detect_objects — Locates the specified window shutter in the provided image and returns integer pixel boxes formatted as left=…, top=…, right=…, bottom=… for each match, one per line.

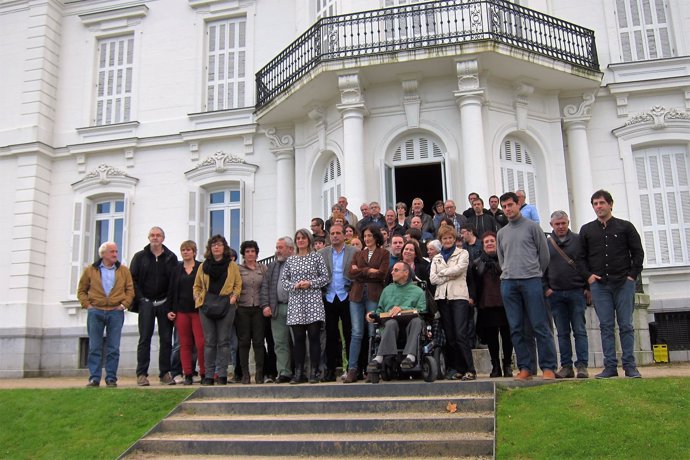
left=206, top=17, right=247, bottom=111
left=634, top=147, right=690, bottom=266
left=500, top=138, right=538, bottom=206
left=615, top=0, right=674, bottom=62
left=95, top=36, right=133, bottom=125
left=69, top=201, right=84, bottom=297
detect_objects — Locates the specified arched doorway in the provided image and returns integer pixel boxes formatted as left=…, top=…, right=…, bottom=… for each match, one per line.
left=383, top=135, right=447, bottom=213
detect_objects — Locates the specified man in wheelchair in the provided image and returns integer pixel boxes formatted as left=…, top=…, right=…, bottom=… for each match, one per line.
left=366, top=262, right=427, bottom=374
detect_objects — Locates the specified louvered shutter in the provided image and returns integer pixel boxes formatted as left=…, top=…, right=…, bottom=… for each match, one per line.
left=95, top=36, right=134, bottom=125
left=500, top=139, right=537, bottom=206
left=206, top=17, right=247, bottom=111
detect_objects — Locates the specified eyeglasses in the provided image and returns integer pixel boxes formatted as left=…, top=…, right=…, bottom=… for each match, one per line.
left=211, top=242, right=224, bottom=247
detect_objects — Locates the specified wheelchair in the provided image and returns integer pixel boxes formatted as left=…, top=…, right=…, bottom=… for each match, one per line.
left=367, top=311, right=445, bottom=384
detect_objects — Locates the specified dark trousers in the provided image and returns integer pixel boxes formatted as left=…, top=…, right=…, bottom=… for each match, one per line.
left=324, top=296, right=351, bottom=372
left=484, top=324, right=513, bottom=366
left=263, top=315, right=277, bottom=378
left=292, top=322, right=322, bottom=375
left=438, top=299, right=475, bottom=374
left=136, top=299, right=173, bottom=378
left=236, top=306, right=265, bottom=376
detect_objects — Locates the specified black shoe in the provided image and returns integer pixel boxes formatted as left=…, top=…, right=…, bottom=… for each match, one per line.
left=624, top=366, right=642, bottom=379
left=183, top=375, right=193, bottom=385
left=241, top=374, right=251, bottom=384
left=595, top=367, right=619, bottom=379
left=290, top=374, right=308, bottom=385
left=503, top=363, right=513, bottom=378
left=490, top=364, right=502, bottom=378
left=86, top=379, right=100, bottom=387
left=217, top=376, right=228, bottom=385
left=255, top=373, right=264, bottom=384
left=276, top=375, right=292, bottom=384
left=309, top=371, right=319, bottom=384
left=321, top=370, right=336, bottom=382
left=201, top=377, right=215, bottom=386
left=105, top=379, right=117, bottom=388
left=400, top=357, right=415, bottom=369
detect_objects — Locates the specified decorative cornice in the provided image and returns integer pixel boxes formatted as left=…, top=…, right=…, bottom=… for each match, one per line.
left=624, top=106, right=690, bottom=129
left=563, top=92, right=595, bottom=119
left=195, top=151, right=247, bottom=172
left=78, top=4, right=148, bottom=30
left=264, top=128, right=294, bottom=151
left=71, top=163, right=138, bottom=192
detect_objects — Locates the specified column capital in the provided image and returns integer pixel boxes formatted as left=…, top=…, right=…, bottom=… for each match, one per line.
left=264, top=127, right=294, bottom=154
left=337, top=72, right=366, bottom=106
left=562, top=92, right=596, bottom=124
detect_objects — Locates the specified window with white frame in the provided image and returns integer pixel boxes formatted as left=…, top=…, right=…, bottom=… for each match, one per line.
left=69, top=194, right=129, bottom=297
left=95, top=35, right=134, bottom=125
left=615, top=0, right=673, bottom=62
left=316, top=0, right=338, bottom=19
left=634, top=145, right=690, bottom=266
left=206, top=17, right=247, bottom=111
left=500, top=138, right=538, bottom=206
left=322, top=156, right=342, bottom=219
left=208, top=189, right=242, bottom=251
left=94, top=198, right=125, bottom=262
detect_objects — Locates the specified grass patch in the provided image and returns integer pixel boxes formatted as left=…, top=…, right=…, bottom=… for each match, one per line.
left=496, top=378, right=690, bottom=459
left=0, top=388, right=193, bottom=459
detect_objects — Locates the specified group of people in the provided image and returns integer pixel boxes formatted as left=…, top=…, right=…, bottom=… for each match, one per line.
left=76, top=188, right=644, bottom=387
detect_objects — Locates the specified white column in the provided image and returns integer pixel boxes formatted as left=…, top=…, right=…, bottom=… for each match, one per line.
left=266, top=128, right=296, bottom=238
left=337, top=72, right=367, bottom=208
left=454, top=59, right=489, bottom=199
left=562, top=93, right=596, bottom=229
left=274, top=150, right=295, bottom=237
left=564, top=120, right=594, bottom=229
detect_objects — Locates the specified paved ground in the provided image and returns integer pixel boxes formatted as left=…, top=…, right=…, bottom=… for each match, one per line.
left=1, top=363, right=688, bottom=389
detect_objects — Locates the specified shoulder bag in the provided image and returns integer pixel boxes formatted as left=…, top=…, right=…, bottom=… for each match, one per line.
left=201, top=292, right=230, bottom=319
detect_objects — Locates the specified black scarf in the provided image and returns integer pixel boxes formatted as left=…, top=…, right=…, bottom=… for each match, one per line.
left=203, top=256, right=230, bottom=294
left=476, top=251, right=501, bottom=277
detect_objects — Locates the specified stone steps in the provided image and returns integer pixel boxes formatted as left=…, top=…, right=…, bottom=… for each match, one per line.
left=121, top=380, right=496, bottom=458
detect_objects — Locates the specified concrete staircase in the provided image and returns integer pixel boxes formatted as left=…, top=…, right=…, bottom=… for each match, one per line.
left=122, top=380, right=496, bottom=459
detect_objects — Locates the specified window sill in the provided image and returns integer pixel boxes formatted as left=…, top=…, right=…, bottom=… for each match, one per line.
left=61, top=300, right=82, bottom=316
left=75, top=121, right=140, bottom=141
left=187, top=107, right=254, bottom=130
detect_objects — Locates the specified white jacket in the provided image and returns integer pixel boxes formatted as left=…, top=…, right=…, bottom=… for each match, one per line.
left=429, top=248, right=469, bottom=301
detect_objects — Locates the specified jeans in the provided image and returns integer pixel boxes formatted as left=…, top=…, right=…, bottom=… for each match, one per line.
left=136, top=298, right=174, bottom=378
left=501, top=278, right=557, bottom=372
left=87, top=308, right=125, bottom=383
left=271, top=303, right=293, bottom=377
left=591, top=279, right=636, bottom=369
left=349, top=296, right=377, bottom=371
left=324, top=296, right=351, bottom=372
left=548, top=289, right=588, bottom=367
left=199, top=305, right=236, bottom=379
left=437, top=299, right=475, bottom=374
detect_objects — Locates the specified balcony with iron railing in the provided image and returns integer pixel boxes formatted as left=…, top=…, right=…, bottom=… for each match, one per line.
left=255, top=0, right=600, bottom=116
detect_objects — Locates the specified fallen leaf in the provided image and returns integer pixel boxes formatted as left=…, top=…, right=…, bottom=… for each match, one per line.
left=446, top=401, right=457, bottom=413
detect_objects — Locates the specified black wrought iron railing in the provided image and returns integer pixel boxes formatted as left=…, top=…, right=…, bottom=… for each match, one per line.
left=255, top=0, right=599, bottom=109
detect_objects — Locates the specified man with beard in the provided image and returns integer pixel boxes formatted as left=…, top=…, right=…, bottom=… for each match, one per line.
left=259, top=236, right=296, bottom=383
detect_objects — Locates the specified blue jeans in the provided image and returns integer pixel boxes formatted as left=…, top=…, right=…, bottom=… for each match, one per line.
left=87, top=308, right=125, bottom=382
left=548, top=289, right=588, bottom=367
left=591, top=279, right=636, bottom=369
left=349, top=296, right=377, bottom=371
left=501, top=278, right=557, bottom=372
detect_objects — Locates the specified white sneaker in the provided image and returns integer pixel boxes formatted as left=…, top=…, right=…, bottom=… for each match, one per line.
left=173, top=374, right=184, bottom=384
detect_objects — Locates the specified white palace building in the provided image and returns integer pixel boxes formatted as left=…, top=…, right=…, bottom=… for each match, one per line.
left=1, top=0, right=689, bottom=377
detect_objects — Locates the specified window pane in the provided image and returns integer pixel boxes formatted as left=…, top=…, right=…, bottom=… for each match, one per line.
left=230, top=190, right=240, bottom=202
left=230, top=208, right=240, bottom=250
left=97, top=202, right=110, bottom=214
left=95, top=219, right=109, bottom=259
left=210, top=191, right=225, bottom=204
left=210, top=210, right=225, bottom=237
left=115, top=200, right=125, bottom=213
left=114, top=218, right=124, bottom=251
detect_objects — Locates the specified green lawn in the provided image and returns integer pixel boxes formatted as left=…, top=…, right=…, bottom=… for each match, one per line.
left=497, top=378, right=690, bottom=459
left=0, top=388, right=193, bottom=460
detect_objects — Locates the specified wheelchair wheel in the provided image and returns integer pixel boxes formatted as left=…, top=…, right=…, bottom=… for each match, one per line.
left=433, top=347, right=447, bottom=380
left=421, top=356, right=438, bottom=383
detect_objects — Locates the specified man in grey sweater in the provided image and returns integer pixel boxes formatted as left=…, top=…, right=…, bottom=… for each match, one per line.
left=497, top=192, right=557, bottom=380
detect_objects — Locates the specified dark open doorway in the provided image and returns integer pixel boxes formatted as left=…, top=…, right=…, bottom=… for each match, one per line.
left=394, top=163, right=444, bottom=215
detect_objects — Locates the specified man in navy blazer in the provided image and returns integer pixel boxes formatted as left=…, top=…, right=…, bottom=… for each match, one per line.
left=318, top=223, right=358, bottom=382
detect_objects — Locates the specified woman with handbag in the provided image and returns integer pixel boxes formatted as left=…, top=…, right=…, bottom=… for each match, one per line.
left=347, top=225, right=390, bottom=383
left=430, top=226, right=476, bottom=381
left=237, top=240, right=268, bottom=384
left=280, top=229, right=330, bottom=384
left=193, top=235, right=242, bottom=386
left=167, top=240, right=203, bottom=385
